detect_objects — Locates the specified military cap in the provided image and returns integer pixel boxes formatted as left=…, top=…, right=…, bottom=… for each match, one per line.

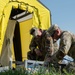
left=30, top=27, right=38, bottom=36
left=48, top=24, right=59, bottom=36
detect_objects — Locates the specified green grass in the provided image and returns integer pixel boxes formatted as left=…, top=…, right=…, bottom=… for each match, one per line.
left=0, top=67, right=75, bottom=75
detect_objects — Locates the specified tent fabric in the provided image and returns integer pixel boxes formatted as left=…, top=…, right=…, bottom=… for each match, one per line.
left=0, top=20, right=16, bottom=66
left=0, top=0, right=51, bottom=64
left=0, top=0, right=51, bottom=53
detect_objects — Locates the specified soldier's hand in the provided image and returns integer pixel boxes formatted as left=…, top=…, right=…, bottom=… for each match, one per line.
left=35, top=49, right=42, bottom=56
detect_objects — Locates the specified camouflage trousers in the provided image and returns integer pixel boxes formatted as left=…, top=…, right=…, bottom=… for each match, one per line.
left=27, top=51, right=45, bottom=61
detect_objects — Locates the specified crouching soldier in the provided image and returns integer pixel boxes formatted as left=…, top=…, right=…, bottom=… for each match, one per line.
left=27, top=27, right=58, bottom=61
left=46, top=24, right=75, bottom=72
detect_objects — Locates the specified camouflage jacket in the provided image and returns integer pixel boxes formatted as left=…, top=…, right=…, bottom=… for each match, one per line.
left=29, top=30, right=58, bottom=57
left=52, top=31, right=75, bottom=62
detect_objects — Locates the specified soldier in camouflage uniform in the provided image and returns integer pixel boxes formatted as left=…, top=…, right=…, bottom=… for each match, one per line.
left=46, top=24, right=75, bottom=72
left=27, top=27, right=58, bottom=61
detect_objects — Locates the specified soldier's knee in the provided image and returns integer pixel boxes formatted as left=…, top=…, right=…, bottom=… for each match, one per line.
left=27, top=51, right=36, bottom=60
left=27, top=51, right=32, bottom=59
left=27, top=51, right=31, bottom=55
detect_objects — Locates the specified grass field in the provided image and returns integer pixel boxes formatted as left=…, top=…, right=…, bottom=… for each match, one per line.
left=0, top=67, right=75, bottom=75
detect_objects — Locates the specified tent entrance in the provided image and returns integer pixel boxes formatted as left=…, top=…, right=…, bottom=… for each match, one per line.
left=10, top=8, right=31, bottom=61
left=10, top=8, right=30, bottom=61
left=13, top=21, right=22, bottom=61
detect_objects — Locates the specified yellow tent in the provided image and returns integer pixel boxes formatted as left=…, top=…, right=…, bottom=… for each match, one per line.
left=0, top=0, right=51, bottom=66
